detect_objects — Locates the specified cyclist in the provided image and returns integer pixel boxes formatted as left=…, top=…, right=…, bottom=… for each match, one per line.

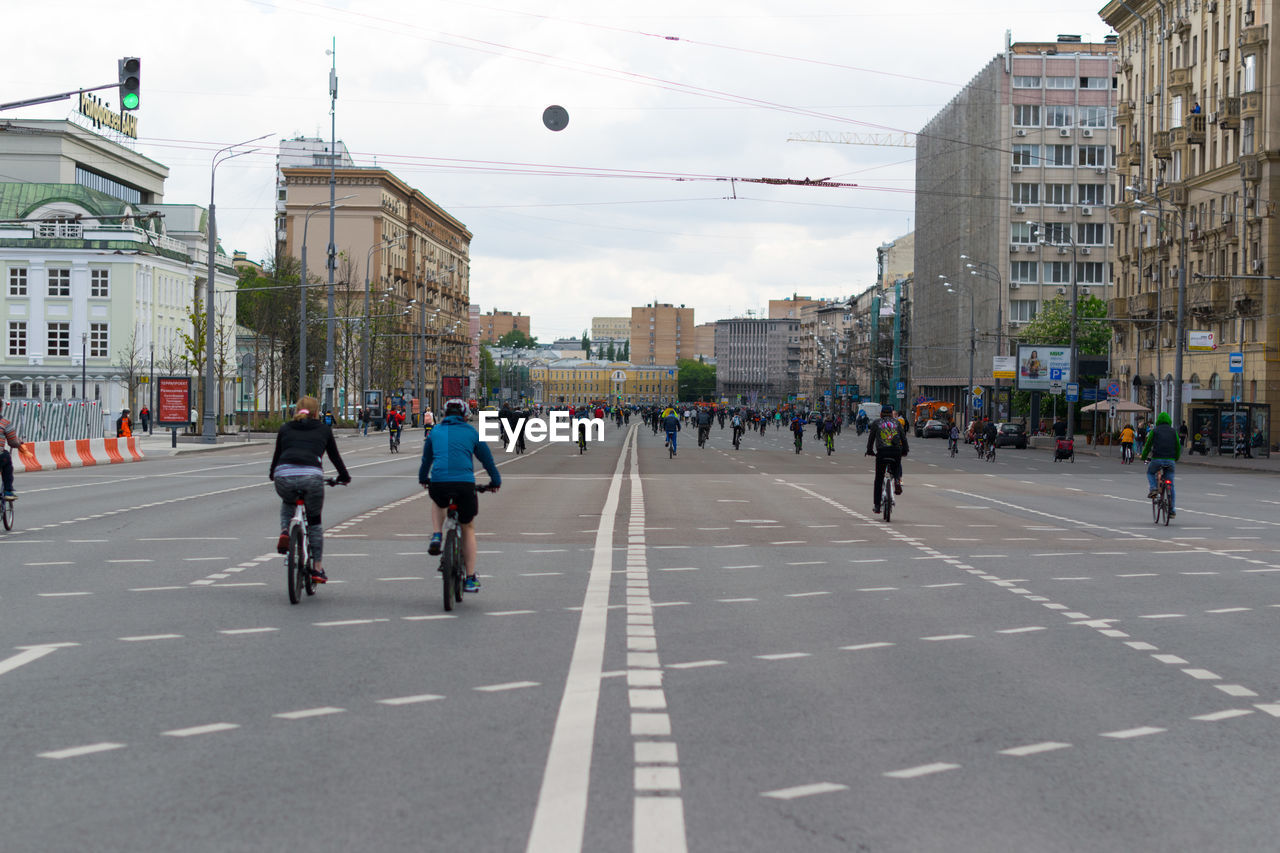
left=500, top=403, right=526, bottom=453
left=982, top=418, right=998, bottom=455
left=696, top=407, right=712, bottom=446
left=269, top=395, right=352, bottom=584
left=662, top=406, right=681, bottom=455
left=790, top=412, right=806, bottom=450
left=1119, top=423, right=1136, bottom=462
left=386, top=406, right=405, bottom=449
left=948, top=422, right=960, bottom=455
left=730, top=411, right=744, bottom=446
left=822, top=413, right=837, bottom=450
left=422, top=408, right=434, bottom=439
left=420, top=399, right=502, bottom=593
left=865, top=404, right=908, bottom=514
left=1141, top=411, right=1181, bottom=519
left=0, top=412, right=25, bottom=501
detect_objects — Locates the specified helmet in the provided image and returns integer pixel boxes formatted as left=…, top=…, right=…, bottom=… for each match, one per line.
left=445, top=398, right=468, bottom=417
left=880, top=404, right=893, bottom=415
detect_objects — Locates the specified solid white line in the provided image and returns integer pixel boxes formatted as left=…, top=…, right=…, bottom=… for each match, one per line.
left=884, top=763, right=959, bottom=779
left=760, top=782, right=849, bottom=800
left=999, top=741, right=1072, bottom=757
left=39, top=742, right=126, bottom=759
left=163, top=722, right=240, bottom=737
left=274, top=707, right=345, bottom=720
left=526, top=426, right=631, bottom=853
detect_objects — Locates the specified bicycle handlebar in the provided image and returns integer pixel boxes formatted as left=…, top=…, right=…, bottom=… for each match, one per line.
left=324, top=478, right=348, bottom=487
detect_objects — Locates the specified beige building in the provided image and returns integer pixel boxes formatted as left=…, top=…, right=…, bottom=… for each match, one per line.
left=693, top=322, right=717, bottom=360
left=591, top=316, right=631, bottom=341
left=529, top=360, right=678, bottom=406
left=478, top=309, right=531, bottom=344
left=280, top=167, right=471, bottom=410
left=630, top=303, right=694, bottom=365
left=769, top=295, right=825, bottom=320
left=1103, top=0, right=1278, bottom=446
left=877, top=232, right=915, bottom=289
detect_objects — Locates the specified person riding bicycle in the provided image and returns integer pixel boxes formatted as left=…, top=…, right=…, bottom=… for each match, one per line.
left=866, top=404, right=908, bottom=514
left=790, top=413, right=806, bottom=449
left=1119, top=423, right=1136, bottom=461
left=662, top=407, right=681, bottom=455
left=420, top=399, right=502, bottom=593
left=1141, top=411, right=1181, bottom=519
left=696, top=407, right=712, bottom=445
left=730, top=411, right=744, bottom=443
left=269, top=395, right=352, bottom=584
left=982, top=418, right=998, bottom=452
left=0, top=413, right=26, bottom=501
left=948, top=423, right=960, bottom=454
left=822, top=414, right=837, bottom=441
left=386, top=406, right=405, bottom=447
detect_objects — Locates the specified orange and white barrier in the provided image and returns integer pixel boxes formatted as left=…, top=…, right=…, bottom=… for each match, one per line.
left=13, top=437, right=144, bottom=473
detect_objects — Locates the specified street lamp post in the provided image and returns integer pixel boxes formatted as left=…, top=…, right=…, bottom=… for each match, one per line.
left=203, top=132, right=271, bottom=443
left=361, top=236, right=406, bottom=401
left=148, top=341, right=154, bottom=435
left=964, top=257, right=1004, bottom=418
left=941, top=274, right=975, bottom=430
left=1131, top=186, right=1189, bottom=433
left=299, top=195, right=354, bottom=399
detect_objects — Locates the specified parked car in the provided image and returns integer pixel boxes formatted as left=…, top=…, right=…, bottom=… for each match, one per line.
left=994, top=422, right=1028, bottom=449
left=921, top=419, right=950, bottom=438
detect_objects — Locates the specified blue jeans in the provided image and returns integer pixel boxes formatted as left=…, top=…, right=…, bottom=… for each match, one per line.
left=1146, top=459, right=1176, bottom=512
left=665, top=429, right=678, bottom=453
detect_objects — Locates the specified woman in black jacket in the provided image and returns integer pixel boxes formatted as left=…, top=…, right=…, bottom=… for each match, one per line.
left=269, top=396, right=351, bottom=583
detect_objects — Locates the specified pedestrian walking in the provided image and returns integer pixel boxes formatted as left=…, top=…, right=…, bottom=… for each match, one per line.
left=189, top=407, right=198, bottom=434
left=139, top=406, right=151, bottom=432
left=116, top=408, right=133, bottom=438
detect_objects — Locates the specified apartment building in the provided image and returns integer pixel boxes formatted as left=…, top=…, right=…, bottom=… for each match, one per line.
left=478, top=309, right=531, bottom=344
left=529, top=360, right=678, bottom=406
left=1103, top=0, right=1277, bottom=447
left=591, top=316, right=630, bottom=341
left=714, top=318, right=800, bottom=405
left=914, top=35, right=1118, bottom=415
left=630, top=303, right=694, bottom=365
left=693, top=322, right=717, bottom=361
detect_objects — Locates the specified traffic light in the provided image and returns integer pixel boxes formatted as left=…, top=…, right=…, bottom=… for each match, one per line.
left=118, top=57, right=141, bottom=111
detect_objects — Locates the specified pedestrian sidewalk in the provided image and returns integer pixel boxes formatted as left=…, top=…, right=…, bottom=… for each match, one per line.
left=1066, top=439, right=1280, bottom=474
left=131, top=427, right=372, bottom=456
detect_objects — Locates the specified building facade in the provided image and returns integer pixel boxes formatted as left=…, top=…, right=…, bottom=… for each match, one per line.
left=529, top=360, right=678, bottom=406
left=630, top=302, right=694, bottom=365
left=714, top=317, right=800, bottom=405
left=914, top=36, right=1118, bottom=416
left=478, top=309, right=531, bottom=344
left=591, top=316, right=630, bottom=341
left=1103, top=0, right=1278, bottom=445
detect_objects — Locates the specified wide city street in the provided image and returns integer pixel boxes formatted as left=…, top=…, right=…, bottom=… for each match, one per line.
left=3, top=424, right=1279, bottom=851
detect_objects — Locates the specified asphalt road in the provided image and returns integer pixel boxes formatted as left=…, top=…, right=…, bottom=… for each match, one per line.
left=2, top=421, right=1279, bottom=852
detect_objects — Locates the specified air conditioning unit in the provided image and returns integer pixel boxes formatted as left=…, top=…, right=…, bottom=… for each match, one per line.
left=1143, top=340, right=1155, bottom=349
left=1162, top=337, right=1173, bottom=347
left=1015, top=129, right=1028, bottom=137
left=1010, top=244, right=1020, bottom=253
left=1095, top=167, right=1107, bottom=175
left=1253, top=259, right=1264, bottom=272
left=1246, top=9, right=1255, bottom=25
left=1012, top=165, right=1024, bottom=173
left=1081, top=207, right=1094, bottom=216
left=1014, top=205, right=1026, bottom=213
left=1058, top=246, right=1069, bottom=255
left=1059, top=128, right=1071, bottom=137
left=1057, top=287, right=1067, bottom=295
left=1010, top=281, right=1021, bottom=289
left=1081, top=247, right=1092, bottom=255
left=1219, top=48, right=1230, bottom=62
left=1083, top=128, right=1094, bottom=138
left=1207, top=0, right=1218, bottom=11
left=1057, top=205, right=1069, bottom=213
left=1025, top=244, right=1038, bottom=252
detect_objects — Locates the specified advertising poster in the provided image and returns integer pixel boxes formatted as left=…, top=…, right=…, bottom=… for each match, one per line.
left=155, top=376, right=191, bottom=426
left=992, top=356, right=1017, bottom=380
left=1016, top=346, right=1072, bottom=391
left=1187, top=330, right=1217, bottom=351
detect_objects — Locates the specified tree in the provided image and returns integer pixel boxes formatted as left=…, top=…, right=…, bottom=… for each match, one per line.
left=605, top=341, right=617, bottom=361
left=114, top=326, right=145, bottom=411
left=677, top=358, right=716, bottom=401
left=581, top=330, right=591, bottom=356
left=497, top=329, right=537, bottom=349
left=620, top=340, right=629, bottom=361
left=479, top=344, right=499, bottom=399
left=1016, top=295, right=1110, bottom=354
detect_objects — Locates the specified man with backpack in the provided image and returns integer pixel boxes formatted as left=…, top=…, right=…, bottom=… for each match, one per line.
left=865, top=404, right=909, bottom=515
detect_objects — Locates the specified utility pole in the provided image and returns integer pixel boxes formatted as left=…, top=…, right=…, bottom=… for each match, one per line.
left=323, top=38, right=339, bottom=413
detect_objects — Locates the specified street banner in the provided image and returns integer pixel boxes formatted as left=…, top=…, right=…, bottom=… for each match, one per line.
left=1016, top=345, right=1072, bottom=391
left=155, top=377, right=191, bottom=426
left=1187, top=330, right=1217, bottom=351
left=992, top=356, right=1016, bottom=379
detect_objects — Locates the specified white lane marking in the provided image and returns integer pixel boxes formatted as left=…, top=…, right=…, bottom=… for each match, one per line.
left=378, top=694, right=444, bottom=706
left=921, top=634, right=972, bottom=641
left=841, top=642, right=894, bottom=651
left=786, top=561, right=827, bottom=566
left=716, top=598, right=758, bottom=603
left=25, top=562, right=74, bottom=566
left=786, top=591, right=831, bottom=598
left=219, top=627, right=279, bottom=635
left=761, top=782, right=849, bottom=800
left=163, top=723, right=240, bottom=737
left=527, top=426, right=631, bottom=853
left=39, top=742, right=126, bottom=759
left=274, top=707, right=346, bottom=720
left=312, top=618, right=391, bottom=627
left=487, top=610, right=537, bottom=616
left=1207, top=607, right=1251, bottom=614
left=635, top=742, right=679, bottom=764
left=850, top=559, right=887, bottom=564
left=1125, top=642, right=1159, bottom=650
left=923, top=582, right=964, bottom=588
left=667, top=660, right=726, bottom=669
left=857, top=586, right=898, bottom=591
left=635, top=766, right=680, bottom=790
left=1100, top=726, right=1165, bottom=739
left=996, top=627, right=1046, bottom=634
left=1152, top=654, right=1188, bottom=664
left=1216, top=684, right=1258, bottom=697
left=106, top=559, right=153, bottom=564
left=1182, top=669, right=1221, bottom=680
left=770, top=540, right=805, bottom=545
left=999, top=741, right=1072, bottom=757
left=118, top=634, right=182, bottom=642
left=884, top=763, right=959, bottom=779
left=1192, top=709, right=1253, bottom=722
left=1139, top=614, right=1185, bottom=619
left=37, top=592, right=93, bottom=597
left=631, top=713, right=671, bottom=736
left=521, top=572, right=564, bottom=577
left=402, top=615, right=457, bottom=621
left=722, top=565, right=760, bottom=569
left=0, top=645, right=62, bottom=677
left=755, top=653, right=811, bottom=661
left=377, top=577, right=425, bottom=582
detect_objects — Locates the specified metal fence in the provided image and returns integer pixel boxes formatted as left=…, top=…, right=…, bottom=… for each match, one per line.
left=1, top=399, right=104, bottom=441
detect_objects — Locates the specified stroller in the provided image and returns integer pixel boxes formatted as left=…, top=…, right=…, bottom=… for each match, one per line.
left=1054, top=438, right=1074, bottom=463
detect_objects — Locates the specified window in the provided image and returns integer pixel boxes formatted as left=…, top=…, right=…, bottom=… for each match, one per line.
left=1013, top=75, right=1041, bottom=88
left=1077, top=184, right=1106, bottom=206
left=47, top=322, right=70, bottom=357
left=1080, top=76, right=1109, bottom=89
left=1045, top=261, right=1072, bottom=283
left=1076, top=262, right=1105, bottom=284
left=8, top=322, right=26, bottom=357
left=1243, top=117, right=1255, bottom=154
left=47, top=268, right=70, bottom=297
left=1010, top=261, right=1039, bottom=283
left=1044, top=145, right=1073, bottom=166
left=1078, top=223, right=1107, bottom=245
left=8, top=382, right=25, bottom=398
left=1078, top=145, right=1108, bottom=167
left=1009, top=300, right=1038, bottom=323
left=1244, top=54, right=1257, bottom=92
left=1046, top=76, right=1075, bottom=89
left=1045, top=106, right=1074, bottom=127
left=90, top=268, right=109, bottom=298
left=1012, top=144, right=1040, bottom=166
left=1013, top=104, right=1041, bottom=126
left=1079, top=106, right=1111, bottom=127
left=89, top=323, right=108, bottom=358
left=1171, top=95, right=1183, bottom=128
left=1011, top=222, right=1036, bottom=243
left=1012, top=183, right=1040, bottom=204
left=8, top=267, right=27, bottom=296
left=1041, top=222, right=1071, bottom=244
left=1045, top=183, right=1073, bottom=205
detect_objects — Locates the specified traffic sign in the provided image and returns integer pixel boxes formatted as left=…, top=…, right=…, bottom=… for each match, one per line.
left=1049, top=380, right=1064, bottom=395
left=972, top=397, right=983, bottom=409
left=1066, top=382, right=1079, bottom=402
left=896, top=389, right=905, bottom=399
left=1083, top=388, right=1098, bottom=401
left=1049, top=368, right=1063, bottom=382
left=972, top=385, right=984, bottom=398
left=1229, top=352, right=1244, bottom=373
left=896, top=381, right=905, bottom=392
left=1107, top=381, right=1120, bottom=397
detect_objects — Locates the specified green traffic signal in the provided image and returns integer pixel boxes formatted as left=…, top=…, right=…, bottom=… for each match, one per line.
left=118, top=57, right=141, bottom=111
left=122, top=91, right=139, bottom=110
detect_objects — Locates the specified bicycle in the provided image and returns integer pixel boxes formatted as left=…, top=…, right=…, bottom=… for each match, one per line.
left=698, top=426, right=709, bottom=449
left=825, top=432, right=835, bottom=455
left=439, top=483, right=494, bottom=611
left=794, top=432, right=803, bottom=454
left=1120, top=443, right=1134, bottom=464
left=577, top=431, right=587, bottom=454
left=284, top=478, right=344, bottom=605
left=389, top=426, right=401, bottom=454
left=949, top=438, right=958, bottom=458
left=986, top=442, right=996, bottom=463
left=1, top=493, right=14, bottom=531
left=1151, top=464, right=1173, bottom=526
left=973, top=438, right=985, bottom=458
left=881, top=461, right=897, bottom=523
left=666, top=431, right=677, bottom=458
left=732, top=427, right=742, bottom=450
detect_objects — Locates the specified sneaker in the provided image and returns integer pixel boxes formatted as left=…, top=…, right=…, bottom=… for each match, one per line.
left=872, top=505, right=881, bottom=514
left=276, top=532, right=289, bottom=554
left=310, top=567, right=328, bottom=583
left=464, top=575, right=481, bottom=593
left=894, top=483, right=903, bottom=495
left=1147, top=489, right=1158, bottom=499
left=428, top=533, right=442, bottom=556
left=1168, top=511, right=1176, bottom=518
left=2, top=491, right=15, bottom=501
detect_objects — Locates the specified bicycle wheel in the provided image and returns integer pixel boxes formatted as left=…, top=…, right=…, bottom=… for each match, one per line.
left=287, top=526, right=304, bottom=604
left=1, top=498, right=14, bottom=531
left=882, top=478, right=893, bottom=523
left=441, top=528, right=457, bottom=611
left=449, top=530, right=464, bottom=603
left=304, top=555, right=316, bottom=596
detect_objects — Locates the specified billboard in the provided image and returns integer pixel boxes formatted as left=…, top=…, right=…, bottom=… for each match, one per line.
left=992, top=356, right=1017, bottom=379
left=1016, top=346, right=1073, bottom=391
left=155, top=377, right=191, bottom=426
left=1187, top=330, right=1217, bottom=351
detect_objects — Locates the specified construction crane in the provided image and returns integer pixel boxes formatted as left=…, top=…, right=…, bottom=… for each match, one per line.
left=787, top=131, right=916, bottom=148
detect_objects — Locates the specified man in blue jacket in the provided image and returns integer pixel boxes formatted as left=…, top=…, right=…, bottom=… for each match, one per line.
left=419, top=399, right=502, bottom=592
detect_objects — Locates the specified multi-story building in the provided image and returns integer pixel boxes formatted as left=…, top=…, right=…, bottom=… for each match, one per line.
left=280, top=165, right=471, bottom=412
left=274, top=137, right=355, bottom=253
left=0, top=119, right=238, bottom=425
left=1103, top=0, right=1278, bottom=446
left=477, top=309, right=531, bottom=344
left=769, top=295, right=824, bottom=321
left=529, top=360, right=677, bottom=406
left=914, top=35, right=1118, bottom=418
left=714, top=317, right=800, bottom=405
left=877, top=232, right=915, bottom=290
left=693, top=322, right=717, bottom=361
left=630, top=302, right=694, bottom=365
left=591, top=316, right=630, bottom=341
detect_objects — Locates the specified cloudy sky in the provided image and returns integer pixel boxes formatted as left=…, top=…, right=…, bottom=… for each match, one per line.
left=6, top=1, right=1114, bottom=339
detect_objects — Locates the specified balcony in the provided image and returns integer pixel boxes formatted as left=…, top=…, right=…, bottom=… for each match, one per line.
left=1129, top=292, right=1158, bottom=316
left=1240, top=25, right=1268, bottom=50
left=1110, top=205, right=1131, bottom=225
left=1220, top=96, right=1240, bottom=129
left=1109, top=296, right=1130, bottom=319
left=1153, top=131, right=1172, bottom=159
left=1231, top=278, right=1263, bottom=309
left=1242, top=91, right=1263, bottom=121
left=1188, top=278, right=1231, bottom=316
left=1168, top=66, right=1193, bottom=94
left=1186, top=113, right=1206, bottom=144
left=1166, top=183, right=1189, bottom=207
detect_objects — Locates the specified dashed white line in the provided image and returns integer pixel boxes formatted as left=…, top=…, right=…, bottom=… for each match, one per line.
left=761, top=782, right=849, bottom=800
left=884, top=763, right=959, bottom=779
left=39, top=742, right=126, bottom=760
left=999, top=741, right=1071, bottom=757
